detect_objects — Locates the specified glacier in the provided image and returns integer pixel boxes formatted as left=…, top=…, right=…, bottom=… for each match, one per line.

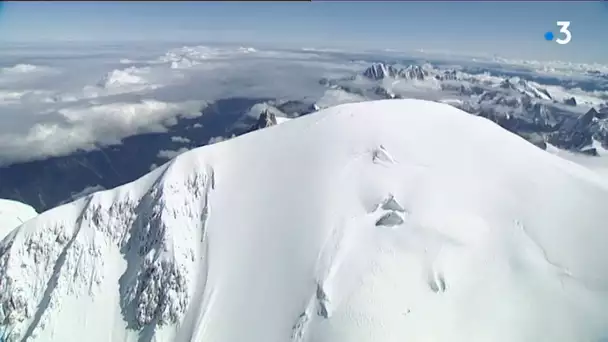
left=1, top=99, right=608, bottom=342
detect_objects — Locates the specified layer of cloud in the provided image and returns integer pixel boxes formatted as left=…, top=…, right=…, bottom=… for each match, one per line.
left=208, top=135, right=228, bottom=145
left=170, top=136, right=191, bottom=144
left=0, top=43, right=360, bottom=165
left=0, top=42, right=607, bottom=166
left=157, top=147, right=190, bottom=160
left=0, top=99, right=204, bottom=164
left=1, top=64, right=49, bottom=74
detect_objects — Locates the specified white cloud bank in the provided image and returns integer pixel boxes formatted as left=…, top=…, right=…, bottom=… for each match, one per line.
left=157, top=147, right=190, bottom=160
left=0, top=99, right=204, bottom=164
left=0, top=42, right=606, bottom=166
left=0, top=43, right=363, bottom=165
left=171, top=136, right=191, bottom=143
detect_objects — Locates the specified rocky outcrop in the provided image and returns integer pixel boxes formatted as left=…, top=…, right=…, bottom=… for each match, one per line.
left=362, top=63, right=400, bottom=80
left=253, top=110, right=278, bottom=129
left=435, top=69, right=460, bottom=81
left=548, top=108, right=604, bottom=152
left=373, top=86, right=396, bottom=99
left=362, top=63, right=428, bottom=81
left=397, top=65, right=428, bottom=80
left=564, top=97, right=577, bottom=106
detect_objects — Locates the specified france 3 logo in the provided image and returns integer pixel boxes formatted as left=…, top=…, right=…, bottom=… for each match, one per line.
left=544, top=21, right=572, bottom=45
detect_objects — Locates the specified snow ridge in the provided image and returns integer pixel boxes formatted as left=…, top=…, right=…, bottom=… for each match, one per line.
left=0, top=160, right=214, bottom=341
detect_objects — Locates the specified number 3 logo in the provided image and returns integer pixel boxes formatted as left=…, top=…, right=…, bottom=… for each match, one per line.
left=556, top=21, right=572, bottom=45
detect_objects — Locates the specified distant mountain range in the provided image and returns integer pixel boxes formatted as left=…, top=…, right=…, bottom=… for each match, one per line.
left=326, top=62, right=608, bottom=155
left=362, top=63, right=430, bottom=81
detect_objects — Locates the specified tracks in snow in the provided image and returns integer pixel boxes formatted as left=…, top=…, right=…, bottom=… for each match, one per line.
left=291, top=145, right=410, bottom=341
left=289, top=144, right=458, bottom=341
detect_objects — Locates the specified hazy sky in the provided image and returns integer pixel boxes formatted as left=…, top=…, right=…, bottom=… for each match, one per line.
left=0, top=1, right=607, bottom=63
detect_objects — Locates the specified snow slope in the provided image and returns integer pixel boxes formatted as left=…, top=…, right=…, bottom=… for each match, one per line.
left=548, top=140, right=608, bottom=179
left=2, top=99, right=608, bottom=342
left=0, top=199, right=37, bottom=241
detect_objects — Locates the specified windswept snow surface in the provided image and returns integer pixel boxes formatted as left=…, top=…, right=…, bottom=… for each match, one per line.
left=548, top=140, right=608, bottom=179
left=0, top=200, right=37, bottom=240
left=2, top=99, right=608, bottom=342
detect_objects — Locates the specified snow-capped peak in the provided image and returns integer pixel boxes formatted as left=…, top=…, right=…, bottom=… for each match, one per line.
left=96, top=67, right=149, bottom=89
left=2, top=99, right=608, bottom=342
left=362, top=63, right=400, bottom=80
left=397, top=64, right=428, bottom=80
left=255, top=110, right=278, bottom=129
left=362, top=63, right=429, bottom=81
left=498, top=78, right=552, bottom=100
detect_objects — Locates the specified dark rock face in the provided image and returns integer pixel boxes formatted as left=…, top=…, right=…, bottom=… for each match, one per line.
left=598, top=106, right=608, bottom=119
left=548, top=131, right=593, bottom=151
left=475, top=101, right=558, bottom=136
left=548, top=108, right=607, bottom=152
left=562, top=108, right=598, bottom=132
left=440, top=83, right=484, bottom=96
left=275, top=100, right=317, bottom=117
left=397, top=65, right=428, bottom=80
left=580, top=148, right=599, bottom=156
left=450, top=90, right=604, bottom=153
left=373, top=86, right=396, bottom=99
left=239, top=109, right=283, bottom=136
left=537, top=87, right=553, bottom=100
left=564, top=97, right=577, bottom=106
left=498, top=79, right=552, bottom=100
left=362, top=63, right=401, bottom=80
left=254, top=110, right=278, bottom=129
left=319, top=78, right=331, bottom=86
left=499, top=79, right=516, bottom=90
left=529, top=103, right=559, bottom=130
left=362, top=63, right=428, bottom=81
left=435, top=70, right=459, bottom=81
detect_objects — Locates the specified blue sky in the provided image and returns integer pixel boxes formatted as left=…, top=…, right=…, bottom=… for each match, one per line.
left=0, top=1, right=607, bottom=63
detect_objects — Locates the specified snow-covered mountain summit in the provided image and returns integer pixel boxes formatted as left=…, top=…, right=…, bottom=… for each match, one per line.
left=1, top=99, right=608, bottom=342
